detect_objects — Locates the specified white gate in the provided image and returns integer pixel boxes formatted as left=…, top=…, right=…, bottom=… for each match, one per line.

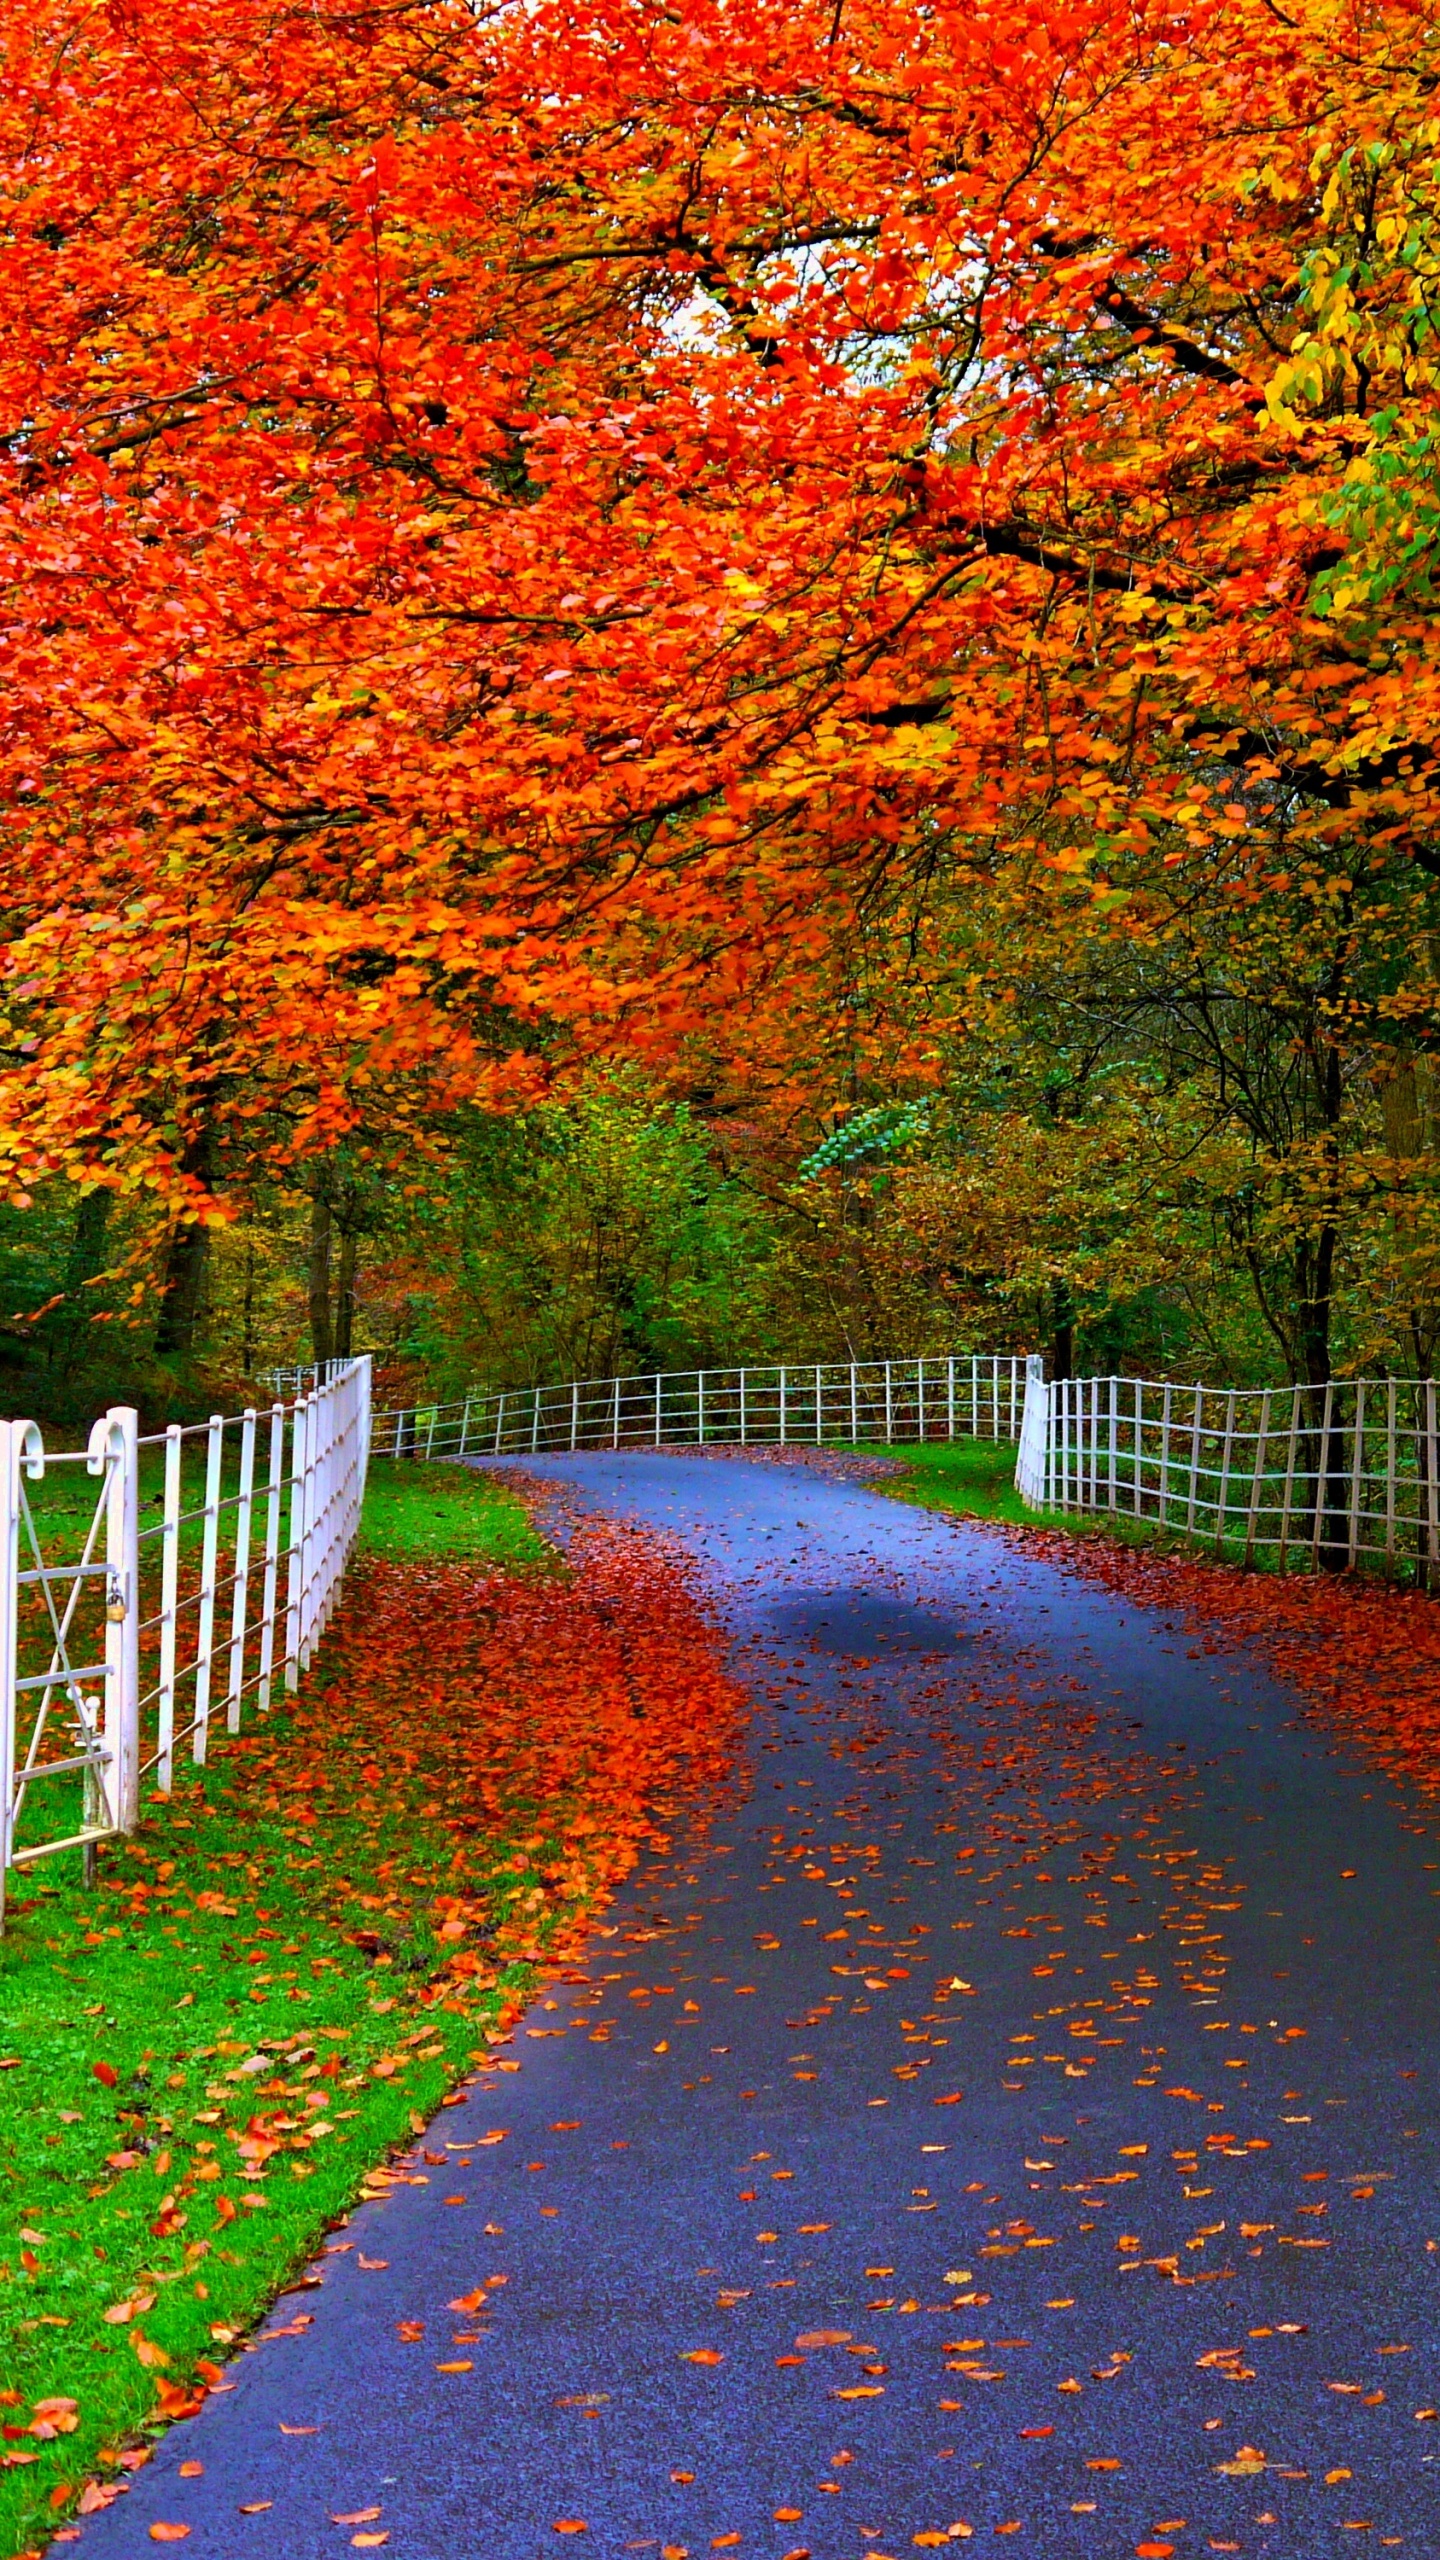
left=0, top=1356, right=371, bottom=1931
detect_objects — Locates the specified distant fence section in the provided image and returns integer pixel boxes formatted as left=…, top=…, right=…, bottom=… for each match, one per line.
left=1, top=1357, right=371, bottom=1928
left=378, top=1354, right=1027, bottom=1461
left=1017, top=1356, right=1440, bottom=1579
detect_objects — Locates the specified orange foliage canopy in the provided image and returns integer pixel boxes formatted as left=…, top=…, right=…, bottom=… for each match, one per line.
left=0, top=0, right=1432, bottom=1207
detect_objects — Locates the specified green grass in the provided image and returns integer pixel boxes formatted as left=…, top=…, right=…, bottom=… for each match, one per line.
left=852, top=1438, right=1365, bottom=1576
left=851, top=1437, right=1036, bottom=1525
left=0, top=1463, right=559, bottom=2557
left=358, top=1455, right=549, bottom=1567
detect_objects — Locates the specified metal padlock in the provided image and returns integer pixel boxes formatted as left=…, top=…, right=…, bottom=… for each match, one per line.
left=105, top=1572, right=127, bottom=1623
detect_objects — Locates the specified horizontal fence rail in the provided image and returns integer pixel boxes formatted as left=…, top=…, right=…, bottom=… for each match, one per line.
left=379, top=1354, right=1027, bottom=1461
left=1, top=1357, right=371, bottom=1929
left=1017, top=1357, right=1440, bottom=1581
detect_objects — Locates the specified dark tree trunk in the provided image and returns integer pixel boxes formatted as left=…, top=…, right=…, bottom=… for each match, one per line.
left=240, top=1238, right=258, bottom=1374
left=308, top=1189, right=334, bottom=1368
left=47, top=1186, right=113, bottom=1378
left=334, top=1226, right=358, bottom=1360
left=1050, top=1278, right=1074, bottom=1382
left=155, top=1129, right=215, bottom=1358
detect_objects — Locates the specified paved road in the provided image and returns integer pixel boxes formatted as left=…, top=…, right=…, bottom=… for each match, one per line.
left=74, top=1455, right=1440, bottom=2560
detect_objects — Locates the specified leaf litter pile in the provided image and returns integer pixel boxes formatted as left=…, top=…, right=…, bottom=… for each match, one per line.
left=0, top=1505, right=740, bottom=2556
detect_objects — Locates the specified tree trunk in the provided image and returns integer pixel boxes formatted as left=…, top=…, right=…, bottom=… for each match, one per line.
left=240, top=1238, right=258, bottom=1374
left=155, top=1220, right=209, bottom=1357
left=155, top=1130, right=215, bottom=1358
left=47, top=1187, right=113, bottom=1378
left=308, top=1188, right=334, bottom=1368
left=1050, top=1277, right=1074, bottom=1382
left=334, top=1226, right=358, bottom=1359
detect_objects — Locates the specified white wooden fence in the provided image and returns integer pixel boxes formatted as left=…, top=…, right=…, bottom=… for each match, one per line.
left=382, top=1346, right=1440, bottom=1584
left=0, top=1356, right=371, bottom=1929
left=1016, top=1356, right=1440, bottom=1577
left=379, top=1354, right=1028, bottom=1460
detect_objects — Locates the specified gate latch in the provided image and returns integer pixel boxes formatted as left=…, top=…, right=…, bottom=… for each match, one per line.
left=105, top=1572, right=128, bottom=1624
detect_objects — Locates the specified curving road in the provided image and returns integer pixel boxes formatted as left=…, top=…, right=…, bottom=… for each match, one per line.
left=72, top=1454, right=1440, bottom=2560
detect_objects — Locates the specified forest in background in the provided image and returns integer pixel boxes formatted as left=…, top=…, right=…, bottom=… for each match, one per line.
left=3, top=0, right=1440, bottom=1422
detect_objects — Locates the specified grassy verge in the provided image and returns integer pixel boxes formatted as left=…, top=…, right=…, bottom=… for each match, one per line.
left=851, top=1437, right=1035, bottom=1525
left=0, top=1459, right=734, bottom=2557
left=358, top=1453, right=549, bottom=1567
left=853, top=1440, right=1296, bottom=1569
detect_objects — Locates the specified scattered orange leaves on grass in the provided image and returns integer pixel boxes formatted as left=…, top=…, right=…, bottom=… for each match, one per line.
left=225, top=1508, right=742, bottom=1986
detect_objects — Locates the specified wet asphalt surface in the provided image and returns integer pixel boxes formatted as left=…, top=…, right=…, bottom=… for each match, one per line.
left=69, top=1453, right=1440, bottom=2560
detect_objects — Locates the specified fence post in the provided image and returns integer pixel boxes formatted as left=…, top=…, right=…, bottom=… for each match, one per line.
left=459, top=1395, right=473, bottom=1458
left=1134, top=1377, right=1144, bottom=1515
left=1160, top=1383, right=1173, bottom=1527
left=815, top=1363, right=823, bottom=1446
left=1278, top=1387, right=1301, bottom=1566
left=571, top=1379, right=580, bottom=1452
left=92, top=1407, right=140, bottom=1836
left=884, top=1361, right=893, bottom=1444
left=917, top=1357, right=926, bottom=1443
left=0, top=1423, right=44, bottom=1930
left=284, top=1396, right=309, bottom=1692
left=1245, top=1388, right=1271, bottom=1564
left=779, top=1365, right=787, bottom=1444
left=849, top=1363, right=858, bottom=1442
left=947, top=1357, right=955, bottom=1441
left=1103, top=1375, right=1115, bottom=1511
left=192, top=1415, right=224, bottom=1763
left=1348, top=1381, right=1365, bottom=1568
left=257, top=1404, right=285, bottom=1713
left=740, top=1369, right=748, bottom=1445
left=1215, top=1388, right=1237, bottom=1552
left=227, top=1410, right=258, bottom=1734
left=155, top=1424, right=183, bottom=1789
left=1385, top=1376, right=1397, bottom=1569
left=698, top=1371, right=707, bottom=1446
left=1309, top=1382, right=1335, bottom=1568
left=654, top=1373, right=663, bottom=1448
left=0, top=1425, right=18, bottom=1928
left=1185, top=1386, right=1203, bottom=1536
left=1428, top=1380, right=1439, bottom=1582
